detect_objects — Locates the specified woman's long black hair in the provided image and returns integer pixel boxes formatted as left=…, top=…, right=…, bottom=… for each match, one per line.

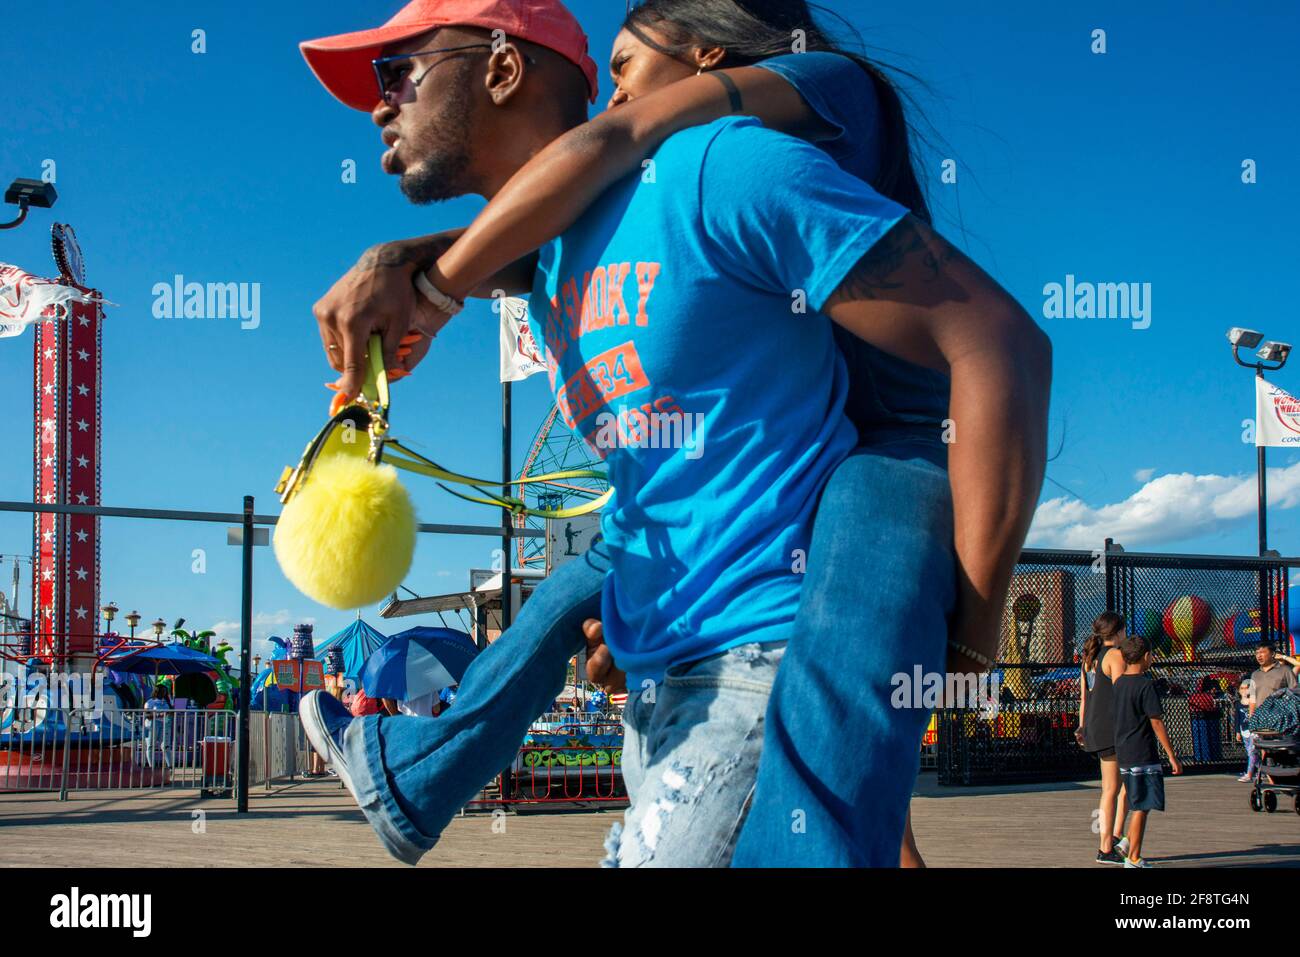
left=623, top=0, right=931, bottom=223
left=1081, top=611, right=1126, bottom=672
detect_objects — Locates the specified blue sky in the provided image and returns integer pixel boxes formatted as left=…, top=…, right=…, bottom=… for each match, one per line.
left=1, top=0, right=1297, bottom=658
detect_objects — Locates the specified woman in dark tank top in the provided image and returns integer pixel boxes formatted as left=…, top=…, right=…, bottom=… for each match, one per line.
left=1077, top=612, right=1130, bottom=864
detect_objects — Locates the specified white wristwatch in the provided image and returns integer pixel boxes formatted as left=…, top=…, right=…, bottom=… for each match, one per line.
left=414, top=270, right=465, bottom=316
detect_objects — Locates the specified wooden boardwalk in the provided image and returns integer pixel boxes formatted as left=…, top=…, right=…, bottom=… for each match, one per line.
left=912, top=772, right=1299, bottom=868
left=0, top=772, right=1294, bottom=867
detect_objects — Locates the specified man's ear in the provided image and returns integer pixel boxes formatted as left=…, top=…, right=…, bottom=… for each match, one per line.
left=483, top=41, right=527, bottom=105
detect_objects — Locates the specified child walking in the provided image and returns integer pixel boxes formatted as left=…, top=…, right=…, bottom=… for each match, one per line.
left=1113, top=634, right=1183, bottom=868
left=1234, top=676, right=1258, bottom=782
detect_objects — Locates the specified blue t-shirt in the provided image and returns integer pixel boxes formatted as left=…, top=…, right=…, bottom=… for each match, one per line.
left=759, top=52, right=951, bottom=441
left=528, top=116, right=907, bottom=687
left=754, top=51, right=882, bottom=183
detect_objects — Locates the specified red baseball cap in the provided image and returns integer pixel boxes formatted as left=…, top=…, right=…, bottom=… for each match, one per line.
left=300, top=0, right=600, bottom=111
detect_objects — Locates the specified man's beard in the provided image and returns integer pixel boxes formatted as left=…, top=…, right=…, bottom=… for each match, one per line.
left=398, top=76, right=476, bottom=204
left=399, top=143, right=472, bottom=204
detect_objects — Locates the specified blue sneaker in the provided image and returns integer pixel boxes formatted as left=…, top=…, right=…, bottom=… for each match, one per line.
left=300, top=691, right=358, bottom=799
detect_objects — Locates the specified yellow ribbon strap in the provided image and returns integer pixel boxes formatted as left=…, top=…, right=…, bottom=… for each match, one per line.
left=362, top=334, right=611, bottom=519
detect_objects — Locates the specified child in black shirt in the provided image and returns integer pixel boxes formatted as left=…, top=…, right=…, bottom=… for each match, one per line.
left=1113, top=634, right=1183, bottom=868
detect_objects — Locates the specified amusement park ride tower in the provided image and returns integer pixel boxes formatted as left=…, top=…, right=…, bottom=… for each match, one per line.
left=30, top=224, right=102, bottom=667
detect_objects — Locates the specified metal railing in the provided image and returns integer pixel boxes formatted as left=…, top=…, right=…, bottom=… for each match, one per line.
left=463, top=708, right=629, bottom=809
left=1, top=707, right=236, bottom=797
left=247, top=710, right=315, bottom=788
left=0, top=495, right=544, bottom=812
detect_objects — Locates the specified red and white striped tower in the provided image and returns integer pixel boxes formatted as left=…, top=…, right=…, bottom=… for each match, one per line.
left=31, top=224, right=102, bottom=667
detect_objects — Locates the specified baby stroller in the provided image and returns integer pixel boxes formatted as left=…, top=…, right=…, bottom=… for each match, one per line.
left=1247, top=689, right=1300, bottom=815
left=1248, top=732, right=1300, bottom=814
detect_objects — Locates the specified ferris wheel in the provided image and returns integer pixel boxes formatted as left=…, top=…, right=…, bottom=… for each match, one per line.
left=513, top=406, right=607, bottom=568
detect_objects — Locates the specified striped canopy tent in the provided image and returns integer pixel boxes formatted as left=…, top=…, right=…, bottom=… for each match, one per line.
left=313, top=619, right=390, bottom=682
left=250, top=618, right=389, bottom=709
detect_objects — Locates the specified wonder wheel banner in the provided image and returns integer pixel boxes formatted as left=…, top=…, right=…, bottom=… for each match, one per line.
left=0, top=263, right=106, bottom=338
left=1256, top=377, right=1300, bottom=447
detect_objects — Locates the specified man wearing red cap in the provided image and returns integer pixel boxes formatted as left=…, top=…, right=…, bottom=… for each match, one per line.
left=303, top=0, right=598, bottom=210
left=299, top=1, right=651, bottom=869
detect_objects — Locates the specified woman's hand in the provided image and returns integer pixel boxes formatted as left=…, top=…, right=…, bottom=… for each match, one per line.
left=582, top=618, right=626, bottom=694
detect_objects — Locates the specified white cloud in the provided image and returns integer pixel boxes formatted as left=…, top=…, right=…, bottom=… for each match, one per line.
left=209, top=609, right=315, bottom=663
left=1134, top=468, right=1156, bottom=483
left=1029, top=461, right=1300, bottom=550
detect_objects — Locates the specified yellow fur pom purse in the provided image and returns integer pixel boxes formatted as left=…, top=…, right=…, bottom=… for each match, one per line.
left=273, top=335, right=610, bottom=610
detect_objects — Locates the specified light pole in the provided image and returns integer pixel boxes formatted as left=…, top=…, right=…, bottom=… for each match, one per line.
left=125, top=610, right=140, bottom=640
left=151, top=618, right=166, bottom=641
left=99, top=602, right=118, bottom=663
left=1227, top=328, right=1293, bottom=555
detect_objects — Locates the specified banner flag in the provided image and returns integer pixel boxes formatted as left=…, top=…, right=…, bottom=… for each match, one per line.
left=498, top=296, right=546, bottom=382
left=1256, top=377, right=1300, bottom=447
left=0, top=263, right=107, bottom=338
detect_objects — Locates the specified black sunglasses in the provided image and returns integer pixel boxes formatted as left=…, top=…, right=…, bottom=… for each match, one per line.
left=372, top=39, right=538, bottom=106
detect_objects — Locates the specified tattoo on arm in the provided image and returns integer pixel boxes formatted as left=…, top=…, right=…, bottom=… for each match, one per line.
left=357, top=239, right=450, bottom=271
left=825, top=214, right=963, bottom=304
left=711, top=72, right=744, bottom=113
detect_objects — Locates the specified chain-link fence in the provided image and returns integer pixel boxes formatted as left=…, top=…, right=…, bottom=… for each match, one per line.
left=937, top=546, right=1295, bottom=785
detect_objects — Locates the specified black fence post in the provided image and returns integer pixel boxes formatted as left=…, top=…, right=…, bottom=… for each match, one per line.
left=1103, top=537, right=1115, bottom=611
left=236, top=495, right=254, bottom=813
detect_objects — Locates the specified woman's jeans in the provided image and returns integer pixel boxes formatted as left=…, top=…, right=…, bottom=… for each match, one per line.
left=341, top=440, right=954, bottom=866
left=1241, top=730, right=1258, bottom=777
left=731, top=439, right=954, bottom=866
left=341, top=542, right=608, bottom=865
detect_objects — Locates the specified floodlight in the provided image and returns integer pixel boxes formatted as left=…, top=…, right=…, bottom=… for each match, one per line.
left=1227, top=328, right=1264, bottom=349
left=3, top=178, right=57, bottom=209
left=1257, top=341, right=1292, bottom=364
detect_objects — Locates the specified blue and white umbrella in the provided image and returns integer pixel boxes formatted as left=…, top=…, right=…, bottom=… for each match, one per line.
left=360, top=627, right=478, bottom=701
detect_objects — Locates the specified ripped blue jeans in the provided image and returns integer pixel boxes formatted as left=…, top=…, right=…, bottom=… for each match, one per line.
left=604, top=642, right=786, bottom=868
